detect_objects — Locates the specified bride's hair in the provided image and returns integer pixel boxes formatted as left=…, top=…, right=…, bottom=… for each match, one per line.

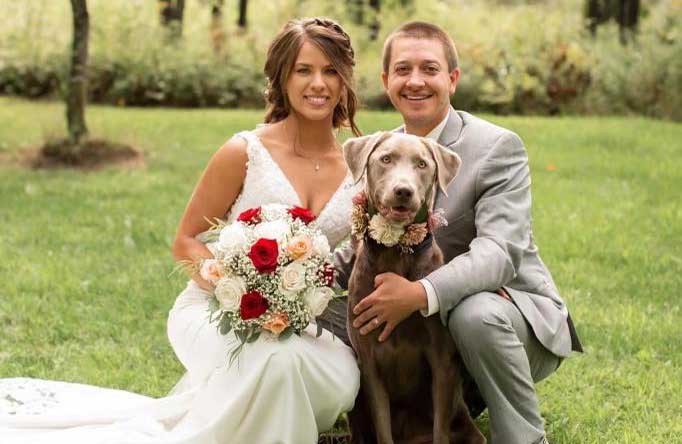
left=263, top=17, right=361, bottom=136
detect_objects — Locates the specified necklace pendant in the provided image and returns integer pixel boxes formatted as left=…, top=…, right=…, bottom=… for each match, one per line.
left=315, top=163, right=320, bottom=172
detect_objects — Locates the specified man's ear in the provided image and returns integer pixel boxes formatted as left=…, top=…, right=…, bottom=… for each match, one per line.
left=448, top=67, right=461, bottom=95
left=421, top=138, right=461, bottom=196
left=343, top=132, right=392, bottom=184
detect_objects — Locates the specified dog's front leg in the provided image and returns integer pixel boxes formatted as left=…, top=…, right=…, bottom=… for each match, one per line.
left=427, top=351, right=457, bottom=444
left=360, top=362, right=394, bottom=444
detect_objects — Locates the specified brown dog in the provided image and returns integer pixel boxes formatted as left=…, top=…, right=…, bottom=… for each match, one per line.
left=343, top=132, right=485, bottom=444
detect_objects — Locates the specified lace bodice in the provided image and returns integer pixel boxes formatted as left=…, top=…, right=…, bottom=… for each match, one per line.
left=224, top=130, right=357, bottom=249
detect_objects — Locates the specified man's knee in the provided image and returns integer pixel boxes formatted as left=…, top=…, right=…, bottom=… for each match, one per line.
left=447, top=291, right=510, bottom=352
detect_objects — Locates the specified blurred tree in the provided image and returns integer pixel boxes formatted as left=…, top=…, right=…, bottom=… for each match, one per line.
left=238, top=0, right=248, bottom=29
left=67, top=0, right=89, bottom=145
left=210, top=0, right=225, bottom=53
left=369, top=0, right=380, bottom=41
left=347, top=0, right=382, bottom=40
left=586, top=0, right=640, bottom=44
left=159, top=0, right=185, bottom=39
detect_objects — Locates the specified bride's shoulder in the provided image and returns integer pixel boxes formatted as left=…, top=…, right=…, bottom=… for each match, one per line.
left=207, top=136, right=249, bottom=172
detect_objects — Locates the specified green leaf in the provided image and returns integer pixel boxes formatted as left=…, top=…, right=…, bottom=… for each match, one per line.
left=219, top=315, right=232, bottom=335
left=247, top=330, right=261, bottom=343
left=279, top=327, right=294, bottom=340
left=208, top=297, right=220, bottom=314
left=414, top=202, right=428, bottom=224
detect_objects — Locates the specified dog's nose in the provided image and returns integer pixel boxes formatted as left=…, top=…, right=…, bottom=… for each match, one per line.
left=394, top=186, right=414, bottom=201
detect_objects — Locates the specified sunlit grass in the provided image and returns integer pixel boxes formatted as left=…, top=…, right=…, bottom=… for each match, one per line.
left=1, top=98, right=681, bottom=443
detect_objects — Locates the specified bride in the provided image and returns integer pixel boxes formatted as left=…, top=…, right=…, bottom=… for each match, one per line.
left=0, top=17, right=361, bottom=444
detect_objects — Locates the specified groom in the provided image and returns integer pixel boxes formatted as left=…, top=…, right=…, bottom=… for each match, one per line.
left=326, top=21, right=583, bottom=444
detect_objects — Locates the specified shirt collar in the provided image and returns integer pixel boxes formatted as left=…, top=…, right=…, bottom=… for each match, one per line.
left=425, top=108, right=451, bottom=141
left=395, top=108, right=452, bottom=139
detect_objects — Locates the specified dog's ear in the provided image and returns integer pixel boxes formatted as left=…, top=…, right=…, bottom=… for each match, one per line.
left=343, top=132, right=392, bottom=184
left=421, top=138, right=461, bottom=196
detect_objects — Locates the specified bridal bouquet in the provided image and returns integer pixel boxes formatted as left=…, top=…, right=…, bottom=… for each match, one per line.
left=199, top=204, right=336, bottom=357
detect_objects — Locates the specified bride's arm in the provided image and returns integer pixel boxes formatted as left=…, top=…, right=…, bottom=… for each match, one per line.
left=172, top=138, right=248, bottom=291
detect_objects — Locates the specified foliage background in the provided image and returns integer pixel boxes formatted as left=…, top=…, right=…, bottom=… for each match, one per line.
left=0, top=0, right=680, bottom=119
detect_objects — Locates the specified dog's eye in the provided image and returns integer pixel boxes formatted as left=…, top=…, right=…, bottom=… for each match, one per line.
left=380, top=155, right=391, bottom=164
left=417, top=160, right=427, bottom=169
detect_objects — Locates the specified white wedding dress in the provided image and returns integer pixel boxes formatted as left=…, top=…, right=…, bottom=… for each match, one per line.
left=0, top=130, right=361, bottom=444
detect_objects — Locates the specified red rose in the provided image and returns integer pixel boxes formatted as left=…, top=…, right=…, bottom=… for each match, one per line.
left=240, top=290, right=269, bottom=320
left=237, top=207, right=262, bottom=224
left=320, top=263, right=336, bottom=287
left=288, top=206, right=316, bottom=224
left=248, top=238, right=279, bottom=273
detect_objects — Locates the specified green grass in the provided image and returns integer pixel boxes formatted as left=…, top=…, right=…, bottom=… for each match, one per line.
left=1, top=97, right=681, bottom=443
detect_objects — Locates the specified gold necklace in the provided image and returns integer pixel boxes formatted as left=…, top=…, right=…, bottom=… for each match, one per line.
left=287, top=122, right=337, bottom=172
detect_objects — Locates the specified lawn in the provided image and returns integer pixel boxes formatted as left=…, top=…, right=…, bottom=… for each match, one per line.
left=1, top=97, right=681, bottom=443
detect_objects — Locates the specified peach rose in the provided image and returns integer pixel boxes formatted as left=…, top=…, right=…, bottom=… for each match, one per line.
left=200, top=259, right=224, bottom=284
left=286, top=235, right=313, bottom=261
left=263, top=312, right=290, bottom=336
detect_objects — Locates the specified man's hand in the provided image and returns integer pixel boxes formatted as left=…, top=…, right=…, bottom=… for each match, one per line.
left=352, top=272, right=428, bottom=342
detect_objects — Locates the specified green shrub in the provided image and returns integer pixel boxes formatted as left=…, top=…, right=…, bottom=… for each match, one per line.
left=0, top=0, right=679, bottom=120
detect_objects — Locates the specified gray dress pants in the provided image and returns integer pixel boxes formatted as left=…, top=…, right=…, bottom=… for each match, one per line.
left=449, top=291, right=561, bottom=444
left=319, top=292, right=560, bottom=444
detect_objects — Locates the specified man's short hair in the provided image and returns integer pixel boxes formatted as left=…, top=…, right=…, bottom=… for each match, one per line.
left=382, top=21, right=459, bottom=73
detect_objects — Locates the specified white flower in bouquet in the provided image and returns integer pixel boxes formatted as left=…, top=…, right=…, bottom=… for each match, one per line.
left=214, top=276, right=246, bottom=312
left=278, top=262, right=308, bottom=299
left=254, top=220, right=291, bottom=244
left=368, top=214, right=403, bottom=247
left=261, top=204, right=288, bottom=221
left=312, top=234, right=330, bottom=257
left=218, top=223, right=248, bottom=253
left=304, top=286, right=335, bottom=317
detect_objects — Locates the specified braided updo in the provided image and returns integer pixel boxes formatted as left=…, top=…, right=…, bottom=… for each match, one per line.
left=263, top=17, right=361, bottom=136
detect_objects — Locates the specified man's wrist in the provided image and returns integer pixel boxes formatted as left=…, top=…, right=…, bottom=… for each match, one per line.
left=412, top=280, right=428, bottom=311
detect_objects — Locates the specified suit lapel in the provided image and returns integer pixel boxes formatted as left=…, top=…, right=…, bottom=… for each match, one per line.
left=437, top=106, right=463, bottom=148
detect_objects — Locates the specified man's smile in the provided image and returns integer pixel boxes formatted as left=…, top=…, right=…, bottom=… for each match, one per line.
left=400, top=92, right=434, bottom=102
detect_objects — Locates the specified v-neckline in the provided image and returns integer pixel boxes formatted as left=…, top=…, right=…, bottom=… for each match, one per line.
left=249, top=132, right=350, bottom=220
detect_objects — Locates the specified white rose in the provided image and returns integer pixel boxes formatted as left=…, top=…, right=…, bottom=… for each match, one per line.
left=254, top=220, right=290, bottom=244
left=368, top=214, right=403, bottom=246
left=214, top=276, right=246, bottom=312
left=278, top=263, right=308, bottom=300
left=304, top=287, right=335, bottom=317
left=218, top=223, right=248, bottom=252
left=312, top=235, right=330, bottom=257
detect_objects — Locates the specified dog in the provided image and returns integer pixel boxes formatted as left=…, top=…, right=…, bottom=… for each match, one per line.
left=343, top=132, right=485, bottom=444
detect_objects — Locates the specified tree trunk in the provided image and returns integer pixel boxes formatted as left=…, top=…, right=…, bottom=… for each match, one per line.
left=348, top=0, right=364, bottom=25
left=618, top=0, right=640, bottom=45
left=237, top=0, right=248, bottom=29
left=210, top=0, right=225, bottom=54
left=369, top=0, right=381, bottom=41
left=67, top=0, right=89, bottom=145
left=159, top=0, right=185, bottom=38
left=586, top=0, right=639, bottom=44
left=586, top=0, right=602, bottom=36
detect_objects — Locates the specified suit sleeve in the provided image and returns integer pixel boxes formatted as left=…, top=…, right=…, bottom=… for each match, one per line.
left=424, top=132, right=533, bottom=326
left=333, top=240, right=356, bottom=290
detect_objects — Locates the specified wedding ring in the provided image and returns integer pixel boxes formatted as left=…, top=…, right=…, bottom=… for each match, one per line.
left=373, top=318, right=379, bottom=326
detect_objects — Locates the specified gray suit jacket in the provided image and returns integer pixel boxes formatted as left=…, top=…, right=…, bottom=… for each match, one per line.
left=335, top=108, right=582, bottom=358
